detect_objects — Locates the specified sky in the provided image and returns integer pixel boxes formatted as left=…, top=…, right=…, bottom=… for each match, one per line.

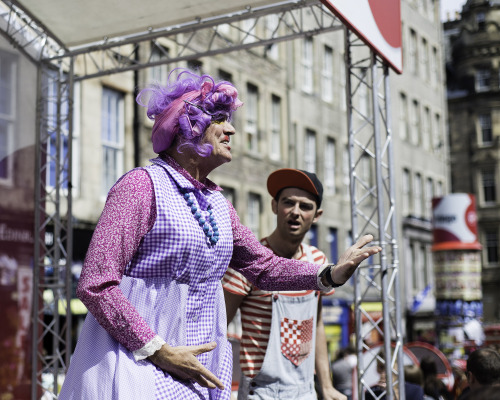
left=440, top=0, right=468, bottom=21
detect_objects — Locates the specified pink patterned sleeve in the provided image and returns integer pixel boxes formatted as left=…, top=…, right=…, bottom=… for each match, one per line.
left=227, top=200, right=322, bottom=291
left=76, top=169, right=157, bottom=351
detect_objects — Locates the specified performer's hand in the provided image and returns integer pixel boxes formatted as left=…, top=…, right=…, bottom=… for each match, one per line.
left=322, top=386, right=348, bottom=400
left=148, top=342, right=224, bottom=390
left=331, top=234, right=382, bottom=285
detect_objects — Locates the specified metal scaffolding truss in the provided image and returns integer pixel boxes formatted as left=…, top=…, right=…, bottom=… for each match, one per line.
left=345, top=30, right=404, bottom=400
left=1, top=0, right=344, bottom=80
left=32, top=61, right=74, bottom=399
left=0, top=0, right=403, bottom=398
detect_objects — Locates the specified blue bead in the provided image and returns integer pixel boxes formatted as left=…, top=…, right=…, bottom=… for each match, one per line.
left=203, top=224, right=210, bottom=232
left=212, top=225, right=218, bottom=231
left=191, top=205, right=197, bottom=213
left=207, top=231, right=213, bottom=237
left=199, top=217, right=205, bottom=224
left=194, top=211, right=201, bottom=219
left=184, top=193, right=190, bottom=199
left=187, top=199, right=194, bottom=206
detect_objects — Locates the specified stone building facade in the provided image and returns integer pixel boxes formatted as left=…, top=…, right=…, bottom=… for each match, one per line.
left=445, top=0, right=500, bottom=322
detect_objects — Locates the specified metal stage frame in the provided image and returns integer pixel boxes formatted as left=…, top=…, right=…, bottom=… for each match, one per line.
left=0, top=0, right=404, bottom=398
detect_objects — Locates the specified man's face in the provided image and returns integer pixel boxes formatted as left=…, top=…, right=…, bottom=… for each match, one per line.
left=272, top=187, right=322, bottom=240
left=201, top=120, right=235, bottom=168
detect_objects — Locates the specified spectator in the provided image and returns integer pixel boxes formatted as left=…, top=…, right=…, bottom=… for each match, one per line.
left=460, top=384, right=500, bottom=400
left=420, top=356, right=451, bottom=400
left=458, top=347, right=500, bottom=400
left=331, top=346, right=357, bottom=400
left=366, top=350, right=424, bottom=400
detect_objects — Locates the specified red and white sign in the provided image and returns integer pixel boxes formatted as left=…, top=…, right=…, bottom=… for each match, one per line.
left=321, top=0, right=403, bottom=73
left=432, top=193, right=481, bottom=251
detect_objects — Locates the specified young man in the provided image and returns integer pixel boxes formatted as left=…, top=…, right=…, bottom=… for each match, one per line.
left=223, top=168, right=347, bottom=400
left=458, top=347, right=500, bottom=399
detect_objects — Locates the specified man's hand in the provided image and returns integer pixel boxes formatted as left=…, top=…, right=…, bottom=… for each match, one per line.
left=148, top=342, right=224, bottom=390
left=322, top=386, right=348, bottom=400
left=331, top=234, right=382, bottom=285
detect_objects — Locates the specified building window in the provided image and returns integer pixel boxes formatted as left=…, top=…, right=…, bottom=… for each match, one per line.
left=264, top=15, right=279, bottom=60
left=246, top=83, right=259, bottom=153
left=420, top=38, right=429, bottom=82
left=150, top=44, right=169, bottom=83
left=476, top=69, right=491, bottom=92
left=343, top=144, right=350, bottom=197
left=485, top=230, right=499, bottom=264
left=410, top=242, right=418, bottom=291
left=399, top=92, right=409, bottom=141
left=218, top=22, right=231, bottom=36
left=403, top=169, right=411, bottom=216
left=340, top=55, right=346, bottom=111
left=324, top=137, right=336, bottom=194
left=479, top=113, right=493, bottom=145
left=221, top=186, right=236, bottom=206
left=360, top=154, right=373, bottom=189
left=302, top=37, right=313, bottom=93
left=425, top=177, right=434, bottom=220
left=218, top=69, right=232, bottom=82
left=436, top=180, right=443, bottom=197
left=304, top=129, right=316, bottom=173
left=322, top=45, right=333, bottom=102
left=409, top=29, right=418, bottom=76
left=0, top=52, right=16, bottom=183
left=422, top=106, right=431, bottom=150
left=72, top=82, right=82, bottom=196
left=306, top=225, right=318, bottom=247
left=46, top=73, right=72, bottom=189
left=477, top=12, right=486, bottom=30
left=410, top=99, right=420, bottom=146
left=328, top=228, right=338, bottom=263
left=359, top=79, right=369, bottom=117
left=242, top=18, right=257, bottom=44
left=101, top=87, right=125, bottom=196
left=432, top=112, right=442, bottom=152
left=428, top=0, right=437, bottom=21
left=482, top=169, right=497, bottom=204
left=414, top=173, right=423, bottom=217
left=431, top=47, right=439, bottom=87
left=247, top=193, right=261, bottom=238
left=270, top=95, right=281, bottom=160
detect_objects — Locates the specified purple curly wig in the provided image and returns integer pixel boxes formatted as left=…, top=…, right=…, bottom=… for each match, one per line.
left=136, top=69, right=243, bottom=156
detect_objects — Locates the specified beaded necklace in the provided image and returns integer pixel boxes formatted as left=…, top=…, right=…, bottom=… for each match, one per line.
left=182, top=189, right=219, bottom=245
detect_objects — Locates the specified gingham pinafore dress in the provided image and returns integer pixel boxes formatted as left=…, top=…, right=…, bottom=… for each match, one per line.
left=59, top=158, right=234, bottom=400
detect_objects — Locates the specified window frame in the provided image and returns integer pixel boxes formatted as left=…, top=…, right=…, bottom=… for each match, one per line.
left=245, top=83, right=259, bottom=153
left=0, top=51, right=16, bottom=185
left=101, top=87, right=125, bottom=197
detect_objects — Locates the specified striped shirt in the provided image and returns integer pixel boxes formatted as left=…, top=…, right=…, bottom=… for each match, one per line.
left=222, top=238, right=331, bottom=378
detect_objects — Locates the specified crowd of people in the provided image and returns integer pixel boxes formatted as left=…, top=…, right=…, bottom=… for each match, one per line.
left=327, top=345, right=500, bottom=400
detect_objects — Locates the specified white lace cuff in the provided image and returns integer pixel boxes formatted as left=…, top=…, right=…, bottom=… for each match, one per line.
left=133, top=335, right=166, bottom=362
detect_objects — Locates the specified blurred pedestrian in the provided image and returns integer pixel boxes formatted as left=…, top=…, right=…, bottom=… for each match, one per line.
left=331, top=346, right=357, bottom=400
left=420, top=356, right=451, bottom=400
left=458, top=347, right=500, bottom=400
